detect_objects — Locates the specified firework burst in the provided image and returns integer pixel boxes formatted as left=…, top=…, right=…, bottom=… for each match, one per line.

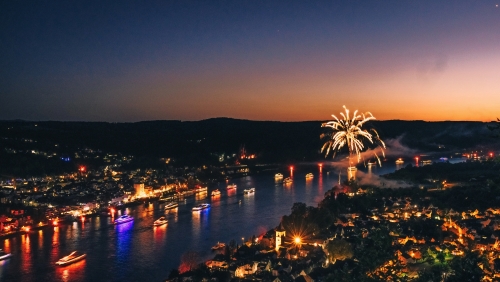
left=321, top=105, right=386, bottom=166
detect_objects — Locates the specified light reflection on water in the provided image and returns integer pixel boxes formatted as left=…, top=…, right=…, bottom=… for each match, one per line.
left=2, top=162, right=461, bottom=282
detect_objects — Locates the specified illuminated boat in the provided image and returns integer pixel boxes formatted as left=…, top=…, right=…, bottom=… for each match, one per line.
left=305, top=173, right=314, bottom=178
left=396, top=158, right=404, bottom=164
left=114, top=215, right=134, bottom=224
left=227, top=184, right=237, bottom=190
left=55, top=251, right=86, bottom=266
left=153, top=216, right=168, bottom=226
left=194, top=186, right=208, bottom=194
left=158, top=196, right=171, bottom=203
left=0, top=249, right=12, bottom=261
left=274, top=173, right=283, bottom=180
left=244, top=188, right=255, bottom=194
left=211, top=242, right=226, bottom=250
left=211, top=189, right=221, bottom=196
left=164, top=202, right=178, bottom=210
left=192, top=203, right=210, bottom=211
left=283, top=177, right=293, bottom=184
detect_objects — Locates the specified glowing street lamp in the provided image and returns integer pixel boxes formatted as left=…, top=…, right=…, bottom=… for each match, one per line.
left=294, top=237, right=301, bottom=244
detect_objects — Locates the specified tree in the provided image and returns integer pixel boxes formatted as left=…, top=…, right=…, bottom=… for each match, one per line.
left=326, top=239, right=354, bottom=262
left=487, top=118, right=500, bottom=138
left=168, top=268, right=180, bottom=279
left=436, top=252, right=446, bottom=264
left=445, top=251, right=485, bottom=282
left=178, top=251, right=200, bottom=273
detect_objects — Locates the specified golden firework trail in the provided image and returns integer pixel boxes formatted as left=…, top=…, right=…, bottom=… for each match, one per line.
left=321, top=105, right=386, bottom=166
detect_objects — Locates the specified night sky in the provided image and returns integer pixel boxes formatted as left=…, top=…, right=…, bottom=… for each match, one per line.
left=1, top=1, right=499, bottom=122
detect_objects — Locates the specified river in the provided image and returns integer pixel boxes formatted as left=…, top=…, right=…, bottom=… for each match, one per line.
left=0, top=159, right=463, bottom=282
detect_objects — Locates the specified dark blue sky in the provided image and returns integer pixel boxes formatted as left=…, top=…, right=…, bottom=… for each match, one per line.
left=1, top=1, right=499, bottom=121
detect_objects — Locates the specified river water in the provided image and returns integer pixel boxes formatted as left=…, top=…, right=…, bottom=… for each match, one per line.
left=0, top=159, right=463, bottom=282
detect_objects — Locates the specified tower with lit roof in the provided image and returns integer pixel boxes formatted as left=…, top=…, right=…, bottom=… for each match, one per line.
left=275, top=222, right=286, bottom=250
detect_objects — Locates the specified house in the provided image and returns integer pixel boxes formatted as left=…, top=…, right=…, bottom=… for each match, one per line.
left=235, top=262, right=258, bottom=278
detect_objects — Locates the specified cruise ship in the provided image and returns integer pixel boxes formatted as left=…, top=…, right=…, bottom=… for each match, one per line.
left=55, top=251, right=86, bottom=266
left=164, top=202, right=178, bottom=210
left=227, top=184, right=237, bottom=190
left=153, top=216, right=168, bottom=226
left=0, top=249, right=12, bottom=261
left=114, top=215, right=134, bottom=224
left=274, top=173, right=283, bottom=180
left=192, top=203, right=210, bottom=211
left=305, top=173, right=314, bottom=179
left=244, top=188, right=255, bottom=194
left=211, top=189, right=221, bottom=196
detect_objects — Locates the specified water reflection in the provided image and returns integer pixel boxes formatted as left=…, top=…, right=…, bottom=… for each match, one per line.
left=153, top=224, right=168, bottom=245
left=191, top=210, right=201, bottom=240
left=38, top=230, right=43, bottom=246
left=3, top=238, right=10, bottom=253
left=51, top=227, right=60, bottom=263
left=227, top=188, right=236, bottom=197
left=55, top=258, right=86, bottom=282
left=195, top=192, right=207, bottom=201
left=20, top=234, right=32, bottom=275
left=115, top=220, right=133, bottom=278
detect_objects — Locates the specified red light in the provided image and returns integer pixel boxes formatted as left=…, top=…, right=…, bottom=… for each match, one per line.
left=290, top=166, right=294, bottom=170
left=318, top=164, right=322, bottom=167
left=53, top=220, right=58, bottom=226
left=81, top=216, right=85, bottom=222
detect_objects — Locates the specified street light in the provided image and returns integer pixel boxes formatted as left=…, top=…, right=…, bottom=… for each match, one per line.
left=294, top=237, right=301, bottom=244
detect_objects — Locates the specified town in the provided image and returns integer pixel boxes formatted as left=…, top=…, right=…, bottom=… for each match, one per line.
left=169, top=158, right=500, bottom=281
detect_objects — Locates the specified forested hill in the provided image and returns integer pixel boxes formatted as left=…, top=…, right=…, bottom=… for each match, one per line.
left=0, top=119, right=497, bottom=166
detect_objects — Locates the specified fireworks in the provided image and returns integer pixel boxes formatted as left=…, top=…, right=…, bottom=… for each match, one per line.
left=321, top=105, right=386, bottom=166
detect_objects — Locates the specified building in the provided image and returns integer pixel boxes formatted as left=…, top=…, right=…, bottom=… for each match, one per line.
left=134, top=183, right=145, bottom=197
left=276, top=223, right=286, bottom=251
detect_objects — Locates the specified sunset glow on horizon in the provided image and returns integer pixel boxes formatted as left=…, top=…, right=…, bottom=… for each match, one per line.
left=1, top=1, right=499, bottom=122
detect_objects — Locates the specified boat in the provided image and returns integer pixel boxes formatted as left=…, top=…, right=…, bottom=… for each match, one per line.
left=274, top=173, right=283, bottom=180
left=192, top=203, right=211, bottom=211
left=211, top=189, right=221, bottom=196
left=244, top=188, right=255, bottom=194
left=305, top=173, right=314, bottom=179
left=114, top=215, right=134, bottom=224
left=194, top=186, right=208, bottom=194
left=158, top=196, right=171, bottom=203
left=227, top=184, right=237, bottom=190
left=283, top=177, right=293, bottom=184
left=55, top=251, right=86, bottom=266
left=211, top=242, right=226, bottom=250
left=154, top=216, right=168, bottom=226
left=0, top=249, right=12, bottom=261
left=396, top=158, right=404, bottom=164
left=164, top=201, right=179, bottom=210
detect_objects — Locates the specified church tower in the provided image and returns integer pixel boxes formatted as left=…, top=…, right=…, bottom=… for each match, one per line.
left=275, top=222, right=286, bottom=251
